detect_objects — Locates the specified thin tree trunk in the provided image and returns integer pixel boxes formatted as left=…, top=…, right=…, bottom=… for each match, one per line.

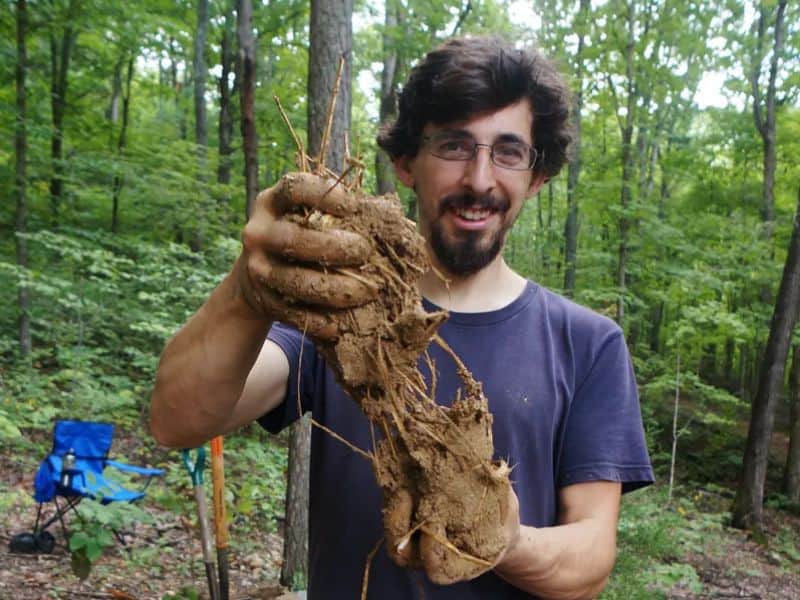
left=375, top=0, right=398, bottom=196
left=15, top=0, right=31, bottom=357
left=49, top=0, right=78, bottom=226
left=217, top=3, right=235, bottom=188
left=784, top=342, right=800, bottom=501
left=194, top=0, right=209, bottom=157
left=280, top=0, right=353, bottom=589
left=750, top=0, right=786, bottom=244
left=191, top=0, right=210, bottom=251
left=732, top=187, right=800, bottom=531
left=615, top=0, right=636, bottom=327
left=111, top=56, right=134, bottom=234
left=237, top=0, right=258, bottom=219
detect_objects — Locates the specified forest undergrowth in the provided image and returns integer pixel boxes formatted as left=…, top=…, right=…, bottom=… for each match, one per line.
left=0, top=415, right=797, bottom=599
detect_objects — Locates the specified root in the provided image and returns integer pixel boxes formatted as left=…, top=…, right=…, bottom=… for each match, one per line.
left=361, top=537, right=385, bottom=600
left=419, top=526, right=493, bottom=568
left=310, top=417, right=373, bottom=462
left=318, top=55, right=346, bottom=173
left=271, top=78, right=510, bottom=586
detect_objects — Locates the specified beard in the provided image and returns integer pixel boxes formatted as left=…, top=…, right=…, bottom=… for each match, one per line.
left=428, top=192, right=513, bottom=277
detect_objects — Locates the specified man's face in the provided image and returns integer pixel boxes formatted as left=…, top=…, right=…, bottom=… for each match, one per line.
left=393, top=100, right=545, bottom=278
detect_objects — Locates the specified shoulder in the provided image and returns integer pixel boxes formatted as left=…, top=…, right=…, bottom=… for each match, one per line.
left=532, top=284, right=622, bottom=345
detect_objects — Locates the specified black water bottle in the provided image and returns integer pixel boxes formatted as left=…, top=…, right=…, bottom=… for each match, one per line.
left=61, top=448, right=76, bottom=488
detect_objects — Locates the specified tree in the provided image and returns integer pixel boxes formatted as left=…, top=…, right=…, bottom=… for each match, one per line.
left=217, top=1, right=235, bottom=188
left=375, top=0, right=400, bottom=196
left=15, top=0, right=31, bottom=357
left=732, top=186, right=800, bottom=531
left=750, top=0, right=787, bottom=243
left=48, top=0, right=81, bottom=225
left=280, top=0, right=353, bottom=589
left=194, top=0, right=209, bottom=159
left=237, top=0, right=258, bottom=218
left=110, top=55, right=134, bottom=234
left=784, top=341, right=800, bottom=501
left=562, top=0, right=589, bottom=295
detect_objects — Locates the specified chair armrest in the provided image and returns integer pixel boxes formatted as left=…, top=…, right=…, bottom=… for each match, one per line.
left=106, top=460, right=165, bottom=477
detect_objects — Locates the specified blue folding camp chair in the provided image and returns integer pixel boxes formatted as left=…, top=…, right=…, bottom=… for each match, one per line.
left=13, top=419, right=164, bottom=553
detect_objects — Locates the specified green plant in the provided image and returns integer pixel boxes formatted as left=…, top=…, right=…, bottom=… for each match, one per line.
left=67, top=499, right=155, bottom=579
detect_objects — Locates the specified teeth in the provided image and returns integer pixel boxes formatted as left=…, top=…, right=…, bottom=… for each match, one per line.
left=455, top=208, right=490, bottom=221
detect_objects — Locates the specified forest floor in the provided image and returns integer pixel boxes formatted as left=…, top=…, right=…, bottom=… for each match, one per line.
left=0, top=432, right=798, bottom=600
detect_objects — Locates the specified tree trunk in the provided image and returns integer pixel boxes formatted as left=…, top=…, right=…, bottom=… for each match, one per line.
left=111, top=56, right=134, bottom=234
left=562, top=0, right=587, bottom=294
left=237, top=0, right=258, bottom=219
left=191, top=0, right=210, bottom=251
left=49, top=0, right=78, bottom=226
left=784, top=343, right=800, bottom=501
left=732, top=187, right=800, bottom=531
left=280, top=0, right=353, bottom=589
left=750, top=0, right=786, bottom=244
left=194, top=0, right=209, bottom=156
left=375, top=0, right=398, bottom=196
left=15, top=0, right=31, bottom=357
left=217, top=3, right=235, bottom=188
left=615, top=0, right=636, bottom=327
left=307, top=0, right=352, bottom=173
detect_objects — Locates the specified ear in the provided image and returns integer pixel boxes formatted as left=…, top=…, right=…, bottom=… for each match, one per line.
left=393, top=156, right=416, bottom=189
left=526, top=171, right=548, bottom=197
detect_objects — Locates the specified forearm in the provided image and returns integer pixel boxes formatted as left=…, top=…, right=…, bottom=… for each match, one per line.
left=494, top=519, right=617, bottom=600
left=150, top=258, right=272, bottom=448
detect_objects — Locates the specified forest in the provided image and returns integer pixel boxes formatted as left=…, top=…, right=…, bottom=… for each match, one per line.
left=0, top=0, right=799, bottom=598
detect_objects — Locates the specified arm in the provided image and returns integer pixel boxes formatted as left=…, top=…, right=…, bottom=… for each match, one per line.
left=150, top=260, right=288, bottom=448
left=494, top=481, right=622, bottom=600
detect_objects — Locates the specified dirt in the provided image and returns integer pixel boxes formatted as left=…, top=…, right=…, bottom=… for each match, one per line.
left=668, top=510, right=800, bottom=599
left=268, top=171, right=512, bottom=585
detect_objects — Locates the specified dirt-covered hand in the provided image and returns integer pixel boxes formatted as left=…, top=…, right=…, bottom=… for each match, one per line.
left=237, top=172, right=376, bottom=338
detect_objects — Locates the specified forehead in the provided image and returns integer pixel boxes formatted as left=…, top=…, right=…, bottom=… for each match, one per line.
left=424, top=99, right=534, bottom=143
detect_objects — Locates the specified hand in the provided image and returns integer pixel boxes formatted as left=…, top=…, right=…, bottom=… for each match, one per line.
left=236, top=172, right=376, bottom=338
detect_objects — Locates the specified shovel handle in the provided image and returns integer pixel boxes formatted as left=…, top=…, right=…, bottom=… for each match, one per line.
left=211, top=436, right=230, bottom=600
left=210, top=436, right=228, bottom=548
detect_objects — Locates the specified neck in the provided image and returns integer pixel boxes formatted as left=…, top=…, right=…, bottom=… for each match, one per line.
left=418, top=252, right=527, bottom=313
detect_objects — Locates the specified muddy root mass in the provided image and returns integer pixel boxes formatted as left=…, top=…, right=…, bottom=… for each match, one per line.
left=272, top=172, right=511, bottom=584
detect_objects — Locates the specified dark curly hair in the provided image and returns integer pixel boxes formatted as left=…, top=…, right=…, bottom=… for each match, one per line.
left=377, top=36, right=573, bottom=179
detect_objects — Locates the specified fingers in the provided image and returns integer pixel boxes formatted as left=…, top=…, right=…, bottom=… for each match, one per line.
left=244, top=282, right=342, bottom=341
left=274, top=172, right=362, bottom=217
left=420, top=522, right=491, bottom=585
left=265, top=262, right=377, bottom=309
left=262, top=220, right=371, bottom=267
left=383, top=488, right=417, bottom=568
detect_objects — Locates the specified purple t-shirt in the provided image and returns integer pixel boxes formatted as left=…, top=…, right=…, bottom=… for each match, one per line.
left=259, top=281, right=654, bottom=599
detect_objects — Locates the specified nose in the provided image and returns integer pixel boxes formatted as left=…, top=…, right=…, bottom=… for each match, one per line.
left=461, top=144, right=497, bottom=195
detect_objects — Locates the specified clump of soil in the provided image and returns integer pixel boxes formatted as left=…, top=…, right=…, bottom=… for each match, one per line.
left=268, top=170, right=512, bottom=585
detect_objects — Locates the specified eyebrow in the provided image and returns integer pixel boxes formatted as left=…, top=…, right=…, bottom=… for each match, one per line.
left=437, top=129, right=530, bottom=145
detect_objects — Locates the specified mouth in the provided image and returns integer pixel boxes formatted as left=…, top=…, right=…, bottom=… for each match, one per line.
left=440, top=194, right=508, bottom=231
left=452, top=206, right=494, bottom=222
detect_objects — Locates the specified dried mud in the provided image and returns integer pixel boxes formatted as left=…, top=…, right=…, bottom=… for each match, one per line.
left=270, top=172, right=512, bottom=585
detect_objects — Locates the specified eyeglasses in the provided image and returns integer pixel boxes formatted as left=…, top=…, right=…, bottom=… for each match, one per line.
left=422, top=132, right=539, bottom=171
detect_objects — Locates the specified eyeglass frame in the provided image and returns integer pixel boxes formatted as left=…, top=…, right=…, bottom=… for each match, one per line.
left=420, top=131, right=541, bottom=171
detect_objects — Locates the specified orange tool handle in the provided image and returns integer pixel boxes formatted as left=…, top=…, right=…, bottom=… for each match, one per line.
left=210, top=436, right=228, bottom=548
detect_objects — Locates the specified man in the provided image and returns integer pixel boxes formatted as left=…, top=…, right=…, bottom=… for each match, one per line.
left=151, top=36, right=654, bottom=599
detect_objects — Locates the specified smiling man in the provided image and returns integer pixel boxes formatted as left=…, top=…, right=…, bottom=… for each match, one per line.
left=151, top=36, right=654, bottom=599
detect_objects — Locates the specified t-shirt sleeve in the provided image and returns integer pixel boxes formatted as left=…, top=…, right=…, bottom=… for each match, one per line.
left=256, top=321, right=319, bottom=434
left=558, top=328, right=655, bottom=493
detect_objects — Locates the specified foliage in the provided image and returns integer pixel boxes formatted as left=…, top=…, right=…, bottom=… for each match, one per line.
left=67, top=497, right=155, bottom=578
